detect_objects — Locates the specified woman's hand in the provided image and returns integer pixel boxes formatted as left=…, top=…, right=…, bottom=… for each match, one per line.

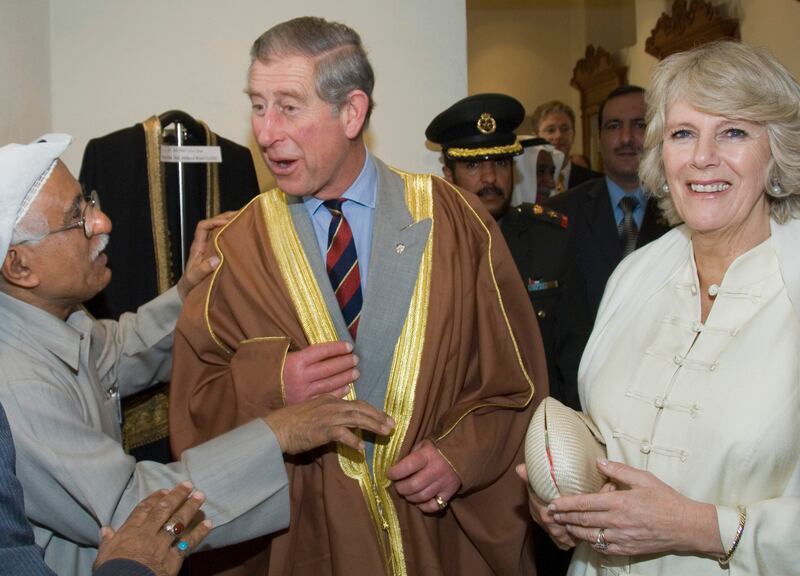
left=515, top=463, right=576, bottom=549
left=548, top=459, right=723, bottom=557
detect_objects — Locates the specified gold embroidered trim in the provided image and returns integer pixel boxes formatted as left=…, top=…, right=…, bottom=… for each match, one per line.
left=238, top=336, right=291, bottom=405
left=121, top=385, right=170, bottom=452
left=203, top=197, right=264, bottom=356
left=143, top=117, right=221, bottom=296
left=143, top=116, right=173, bottom=294
left=259, top=191, right=341, bottom=346
left=445, top=140, right=523, bottom=159
left=201, top=122, right=221, bottom=217
left=436, top=180, right=535, bottom=441
left=372, top=170, right=433, bottom=576
left=239, top=336, right=288, bottom=345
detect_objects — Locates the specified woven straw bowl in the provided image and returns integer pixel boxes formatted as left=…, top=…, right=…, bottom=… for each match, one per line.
left=524, top=397, right=607, bottom=503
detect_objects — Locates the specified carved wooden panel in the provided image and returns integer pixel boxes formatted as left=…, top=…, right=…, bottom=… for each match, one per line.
left=646, top=0, right=739, bottom=61
left=570, top=45, right=628, bottom=170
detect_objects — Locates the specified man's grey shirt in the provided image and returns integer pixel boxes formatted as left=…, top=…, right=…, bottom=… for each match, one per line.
left=0, top=288, right=290, bottom=576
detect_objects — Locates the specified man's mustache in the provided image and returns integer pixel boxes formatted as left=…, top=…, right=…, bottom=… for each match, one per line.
left=477, top=185, right=504, bottom=198
left=91, top=234, right=109, bottom=261
left=613, top=145, right=640, bottom=155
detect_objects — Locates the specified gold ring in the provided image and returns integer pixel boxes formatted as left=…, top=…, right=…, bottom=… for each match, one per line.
left=434, top=495, right=448, bottom=510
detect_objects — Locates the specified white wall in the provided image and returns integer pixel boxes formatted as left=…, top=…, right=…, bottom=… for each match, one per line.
left=0, top=0, right=51, bottom=145
left=468, top=3, right=585, bottom=139
left=48, top=0, right=467, bottom=189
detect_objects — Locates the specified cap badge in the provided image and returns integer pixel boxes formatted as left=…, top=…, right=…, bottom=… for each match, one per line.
left=476, top=112, right=496, bottom=135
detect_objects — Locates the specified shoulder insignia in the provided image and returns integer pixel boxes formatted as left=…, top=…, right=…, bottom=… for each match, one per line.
left=527, top=204, right=568, bottom=228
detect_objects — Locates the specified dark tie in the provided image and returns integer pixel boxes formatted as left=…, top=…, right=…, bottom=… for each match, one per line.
left=618, top=195, right=640, bottom=257
left=324, top=199, right=362, bottom=339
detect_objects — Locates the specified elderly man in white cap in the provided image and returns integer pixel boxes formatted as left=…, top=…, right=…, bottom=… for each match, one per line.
left=0, top=134, right=394, bottom=576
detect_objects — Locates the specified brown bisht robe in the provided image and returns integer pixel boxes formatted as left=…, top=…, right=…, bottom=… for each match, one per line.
left=169, top=161, right=547, bottom=576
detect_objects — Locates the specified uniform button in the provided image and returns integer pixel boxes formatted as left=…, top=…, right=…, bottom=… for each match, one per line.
left=640, top=441, right=651, bottom=454
left=673, top=354, right=683, bottom=366
left=692, top=322, right=702, bottom=333
left=654, top=396, right=665, bottom=408
left=80, top=334, right=85, bottom=341
left=537, top=310, right=546, bottom=318
left=708, top=284, right=720, bottom=297
left=690, top=285, right=698, bottom=295
left=709, top=362, right=719, bottom=372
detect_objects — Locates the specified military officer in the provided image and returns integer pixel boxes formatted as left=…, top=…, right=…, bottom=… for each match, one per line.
left=426, top=92, right=592, bottom=576
left=426, top=93, right=591, bottom=409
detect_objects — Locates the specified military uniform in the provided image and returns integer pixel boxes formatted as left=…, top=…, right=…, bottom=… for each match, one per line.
left=501, top=203, right=590, bottom=411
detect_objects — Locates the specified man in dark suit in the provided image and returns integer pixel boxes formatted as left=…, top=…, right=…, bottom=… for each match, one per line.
left=427, top=93, right=591, bottom=576
left=531, top=100, right=603, bottom=190
left=546, top=85, right=671, bottom=319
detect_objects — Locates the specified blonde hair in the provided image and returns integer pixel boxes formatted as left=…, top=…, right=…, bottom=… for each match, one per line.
left=640, top=41, right=800, bottom=224
left=531, top=101, right=575, bottom=134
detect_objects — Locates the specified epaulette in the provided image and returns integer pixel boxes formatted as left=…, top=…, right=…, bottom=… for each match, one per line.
left=514, top=203, right=568, bottom=229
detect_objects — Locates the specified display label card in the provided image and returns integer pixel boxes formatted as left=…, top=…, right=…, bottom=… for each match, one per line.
left=160, top=145, right=222, bottom=163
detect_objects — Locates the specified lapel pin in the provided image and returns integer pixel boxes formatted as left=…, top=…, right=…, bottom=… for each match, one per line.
left=395, top=243, right=405, bottom=254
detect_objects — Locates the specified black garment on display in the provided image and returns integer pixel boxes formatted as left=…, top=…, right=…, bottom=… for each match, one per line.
left=80, top=113, right=259, bottom=318
left=79, top=112, right=260, bottom=463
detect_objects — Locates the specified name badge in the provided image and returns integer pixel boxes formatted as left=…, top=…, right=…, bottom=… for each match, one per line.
left=527, top=279, right=558, bottom=292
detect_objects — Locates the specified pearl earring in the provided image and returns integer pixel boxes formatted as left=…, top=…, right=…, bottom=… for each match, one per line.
left=661, top=183, right=670, bottom=194
left=771, top=179, right=783, bottom=194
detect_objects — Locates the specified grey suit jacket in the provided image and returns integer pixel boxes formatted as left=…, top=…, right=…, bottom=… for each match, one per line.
left=0, top=288, right=290, bottom=576
left=287, top=157, right=431, bottom=461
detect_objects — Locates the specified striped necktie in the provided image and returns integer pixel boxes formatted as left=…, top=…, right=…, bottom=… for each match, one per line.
left=617, top=195, right=640, bottom=257
left=324, top=199, right=362, bottom=339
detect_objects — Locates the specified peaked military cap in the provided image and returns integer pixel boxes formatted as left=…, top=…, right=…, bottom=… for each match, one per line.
left=426, top=93, right=525, bottom=161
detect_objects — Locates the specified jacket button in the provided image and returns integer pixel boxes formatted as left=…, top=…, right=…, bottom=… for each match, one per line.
left=537, top=310, right=546, bottom=318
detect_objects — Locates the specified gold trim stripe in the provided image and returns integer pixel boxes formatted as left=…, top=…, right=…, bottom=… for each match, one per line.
left=203, top=196, right=265, bottom=356
left=372, top=171, right=433, bottom=575
left=201, top=122, right=221, bottom=217
left=445, top=140, right=523, bottom=159
left=143, top=116, right=222, bottom=296
left=143, top=116, right=173, bottom=294
left=259, top=192, right=342, bottom=347
left=435, top=180, right=535, bottom=441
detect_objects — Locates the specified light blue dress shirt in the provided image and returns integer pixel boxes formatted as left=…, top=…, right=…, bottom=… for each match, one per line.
left=304, top=150, right=377, bottom=295
left=606, top=177, right=647, bottom=230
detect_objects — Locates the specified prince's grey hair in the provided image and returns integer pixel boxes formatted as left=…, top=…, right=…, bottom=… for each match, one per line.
left=250, top=16, right=375, bottom=128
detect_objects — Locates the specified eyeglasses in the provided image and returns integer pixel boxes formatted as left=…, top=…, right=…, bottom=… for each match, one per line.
left=45, top=190, right=102, bottom=240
